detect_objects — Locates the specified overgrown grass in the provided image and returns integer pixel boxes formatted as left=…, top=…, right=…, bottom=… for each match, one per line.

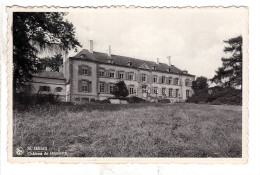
left=13, top=103, right=242, bottom=157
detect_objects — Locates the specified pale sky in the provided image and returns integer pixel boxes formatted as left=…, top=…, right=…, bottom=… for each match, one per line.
left=65, top=8, right=247, bottom=79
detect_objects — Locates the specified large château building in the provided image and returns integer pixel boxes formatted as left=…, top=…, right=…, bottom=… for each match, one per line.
left=32, top=40, right=195, bottom=104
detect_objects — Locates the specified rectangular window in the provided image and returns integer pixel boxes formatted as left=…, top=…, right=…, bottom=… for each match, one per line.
left=99, top=82, right=105, bottom=93
left=173, top=78, right=179, bottom=85
left=109, top=70, right=115, bottom=78
left=168, top=77, right=172, bottom=84
left=129, top=85, right=135, bottom=95
left=110, top=84, right=115, bottom=94
left=99, top=69, right=105, bottom=77
left=162, top=88, right=166, bottom=95
left=129, top=72, right=134, bottom=80
left=81, top=80, right=92, bottom=92
left=169, top=88, right=173, bottom=97
left=82, top=66, right=91, bottom=76
left=55, top=87, right=62, bottom=92
left=119, top=71, right=124, bottom=79
left=153, top=75, right=158, bottom=83
left=153, top=87, right=158, bottom=94
left=39, top=86, right=50, bottom=92
left=142, top=74, right=147, bottom=82
left=162, top=76, right=166, bottom=84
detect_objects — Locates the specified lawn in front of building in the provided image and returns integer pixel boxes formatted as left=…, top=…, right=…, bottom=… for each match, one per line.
left=13, top=102, right=242, bottom=157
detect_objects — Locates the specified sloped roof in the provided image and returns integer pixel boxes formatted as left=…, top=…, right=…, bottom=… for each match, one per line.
left=33, top=71, right=65, bottom=80
left=72, top=49, right=194, bottom=76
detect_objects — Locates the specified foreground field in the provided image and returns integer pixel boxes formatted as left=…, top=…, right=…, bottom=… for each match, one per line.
left=13, top=103, right=242, bottom=157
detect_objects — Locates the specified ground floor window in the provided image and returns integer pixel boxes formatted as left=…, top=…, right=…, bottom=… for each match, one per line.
left=129, top=85, right=135, bottom=95
left=110, top=84, right=115, bottom=94
left=153, top=87, right=158, bottom=94
left=142, top=85, right=148, bottom=93
left=99, top=82, right=105, bottom=93
left=162, top=88, right=166, bottom=95
left=169, top=88, right=173, bottom=97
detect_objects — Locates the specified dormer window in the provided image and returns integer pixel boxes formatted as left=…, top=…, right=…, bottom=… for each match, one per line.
left=151, top=65, right=156, bottom=70
left=183, top=70, right=188, bottom=74
left=80, top=54, right=85, bottom=59
left=108, top=58, right=113, bottom=64
left=167, top=68, right=171, bottom=72
left=127, top=61, right=132, bottom=67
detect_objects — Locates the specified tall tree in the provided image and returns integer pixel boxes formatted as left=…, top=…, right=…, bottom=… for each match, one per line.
left=210, top=36, right=242, bottom=88
left=13, top=12, right=81, bottom=92
left=192, top=76, right=208, bottom=91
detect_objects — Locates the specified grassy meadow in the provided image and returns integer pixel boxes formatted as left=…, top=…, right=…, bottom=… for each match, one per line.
left=13, top=103, right=242, bottom=157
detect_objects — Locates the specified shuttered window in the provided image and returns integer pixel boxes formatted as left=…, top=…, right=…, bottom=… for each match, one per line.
left=168, top=77, right=172, bottom=84
left=162, top=76, right=166, bottom=84
left=162, top=88, right=166, bottom=96
left=173, top=78, right=179, bottom=85
left=109, top=83, right=115, bottom=94
left=99, top=68, right=105, bottom=77
left=99, top=82, right=105, bottom=93
left=169, top=88, right=173, bottom=97
left=129, top=85, right=135, bottom=95
left=78, top=65, right=91, bottom=76
left=129, top=72, right=134, bottom=80
left=141, top=74, right=147, bottom=82
left=119, top=71, right=124, bottom=79
left=153, top=87, right=158, bottom=94
left=109, top=70, right=115, bottom=78
left=78, top=80, right=92, bottom=93
left=153, top=75, right=158, bottom=83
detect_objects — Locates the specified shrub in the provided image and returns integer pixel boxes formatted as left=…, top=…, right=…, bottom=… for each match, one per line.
left=127, top=96, right=148, bottom=103
left=13, top=93, right=59, bottom=107
left=158, top=99, right=171, bottom=103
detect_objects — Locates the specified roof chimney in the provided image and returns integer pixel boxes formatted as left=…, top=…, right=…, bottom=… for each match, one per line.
left=89, top=40, right=93, bottom=53
left=156, top=58, right=159, bottom=64
left=108, top=45, right=111, bottom=56
left=167, top=56, right=171, bottom=65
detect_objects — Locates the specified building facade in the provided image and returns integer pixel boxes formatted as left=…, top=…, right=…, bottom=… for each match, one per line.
left=32, top=41, right=195, bottom=104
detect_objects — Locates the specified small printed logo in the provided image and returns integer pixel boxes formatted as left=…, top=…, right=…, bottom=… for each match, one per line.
left=15, top=147, right=24, bottom=156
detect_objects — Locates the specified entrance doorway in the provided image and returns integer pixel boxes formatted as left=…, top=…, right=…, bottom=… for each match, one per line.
left=142, top=85, right=148, bottom=97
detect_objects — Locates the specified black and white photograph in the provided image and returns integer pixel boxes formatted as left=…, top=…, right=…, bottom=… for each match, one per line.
left=7, top=7, right=248, bottom=163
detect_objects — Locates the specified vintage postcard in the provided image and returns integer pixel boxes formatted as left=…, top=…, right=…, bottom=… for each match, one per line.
left=7, top=6, right=248, bottom=163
